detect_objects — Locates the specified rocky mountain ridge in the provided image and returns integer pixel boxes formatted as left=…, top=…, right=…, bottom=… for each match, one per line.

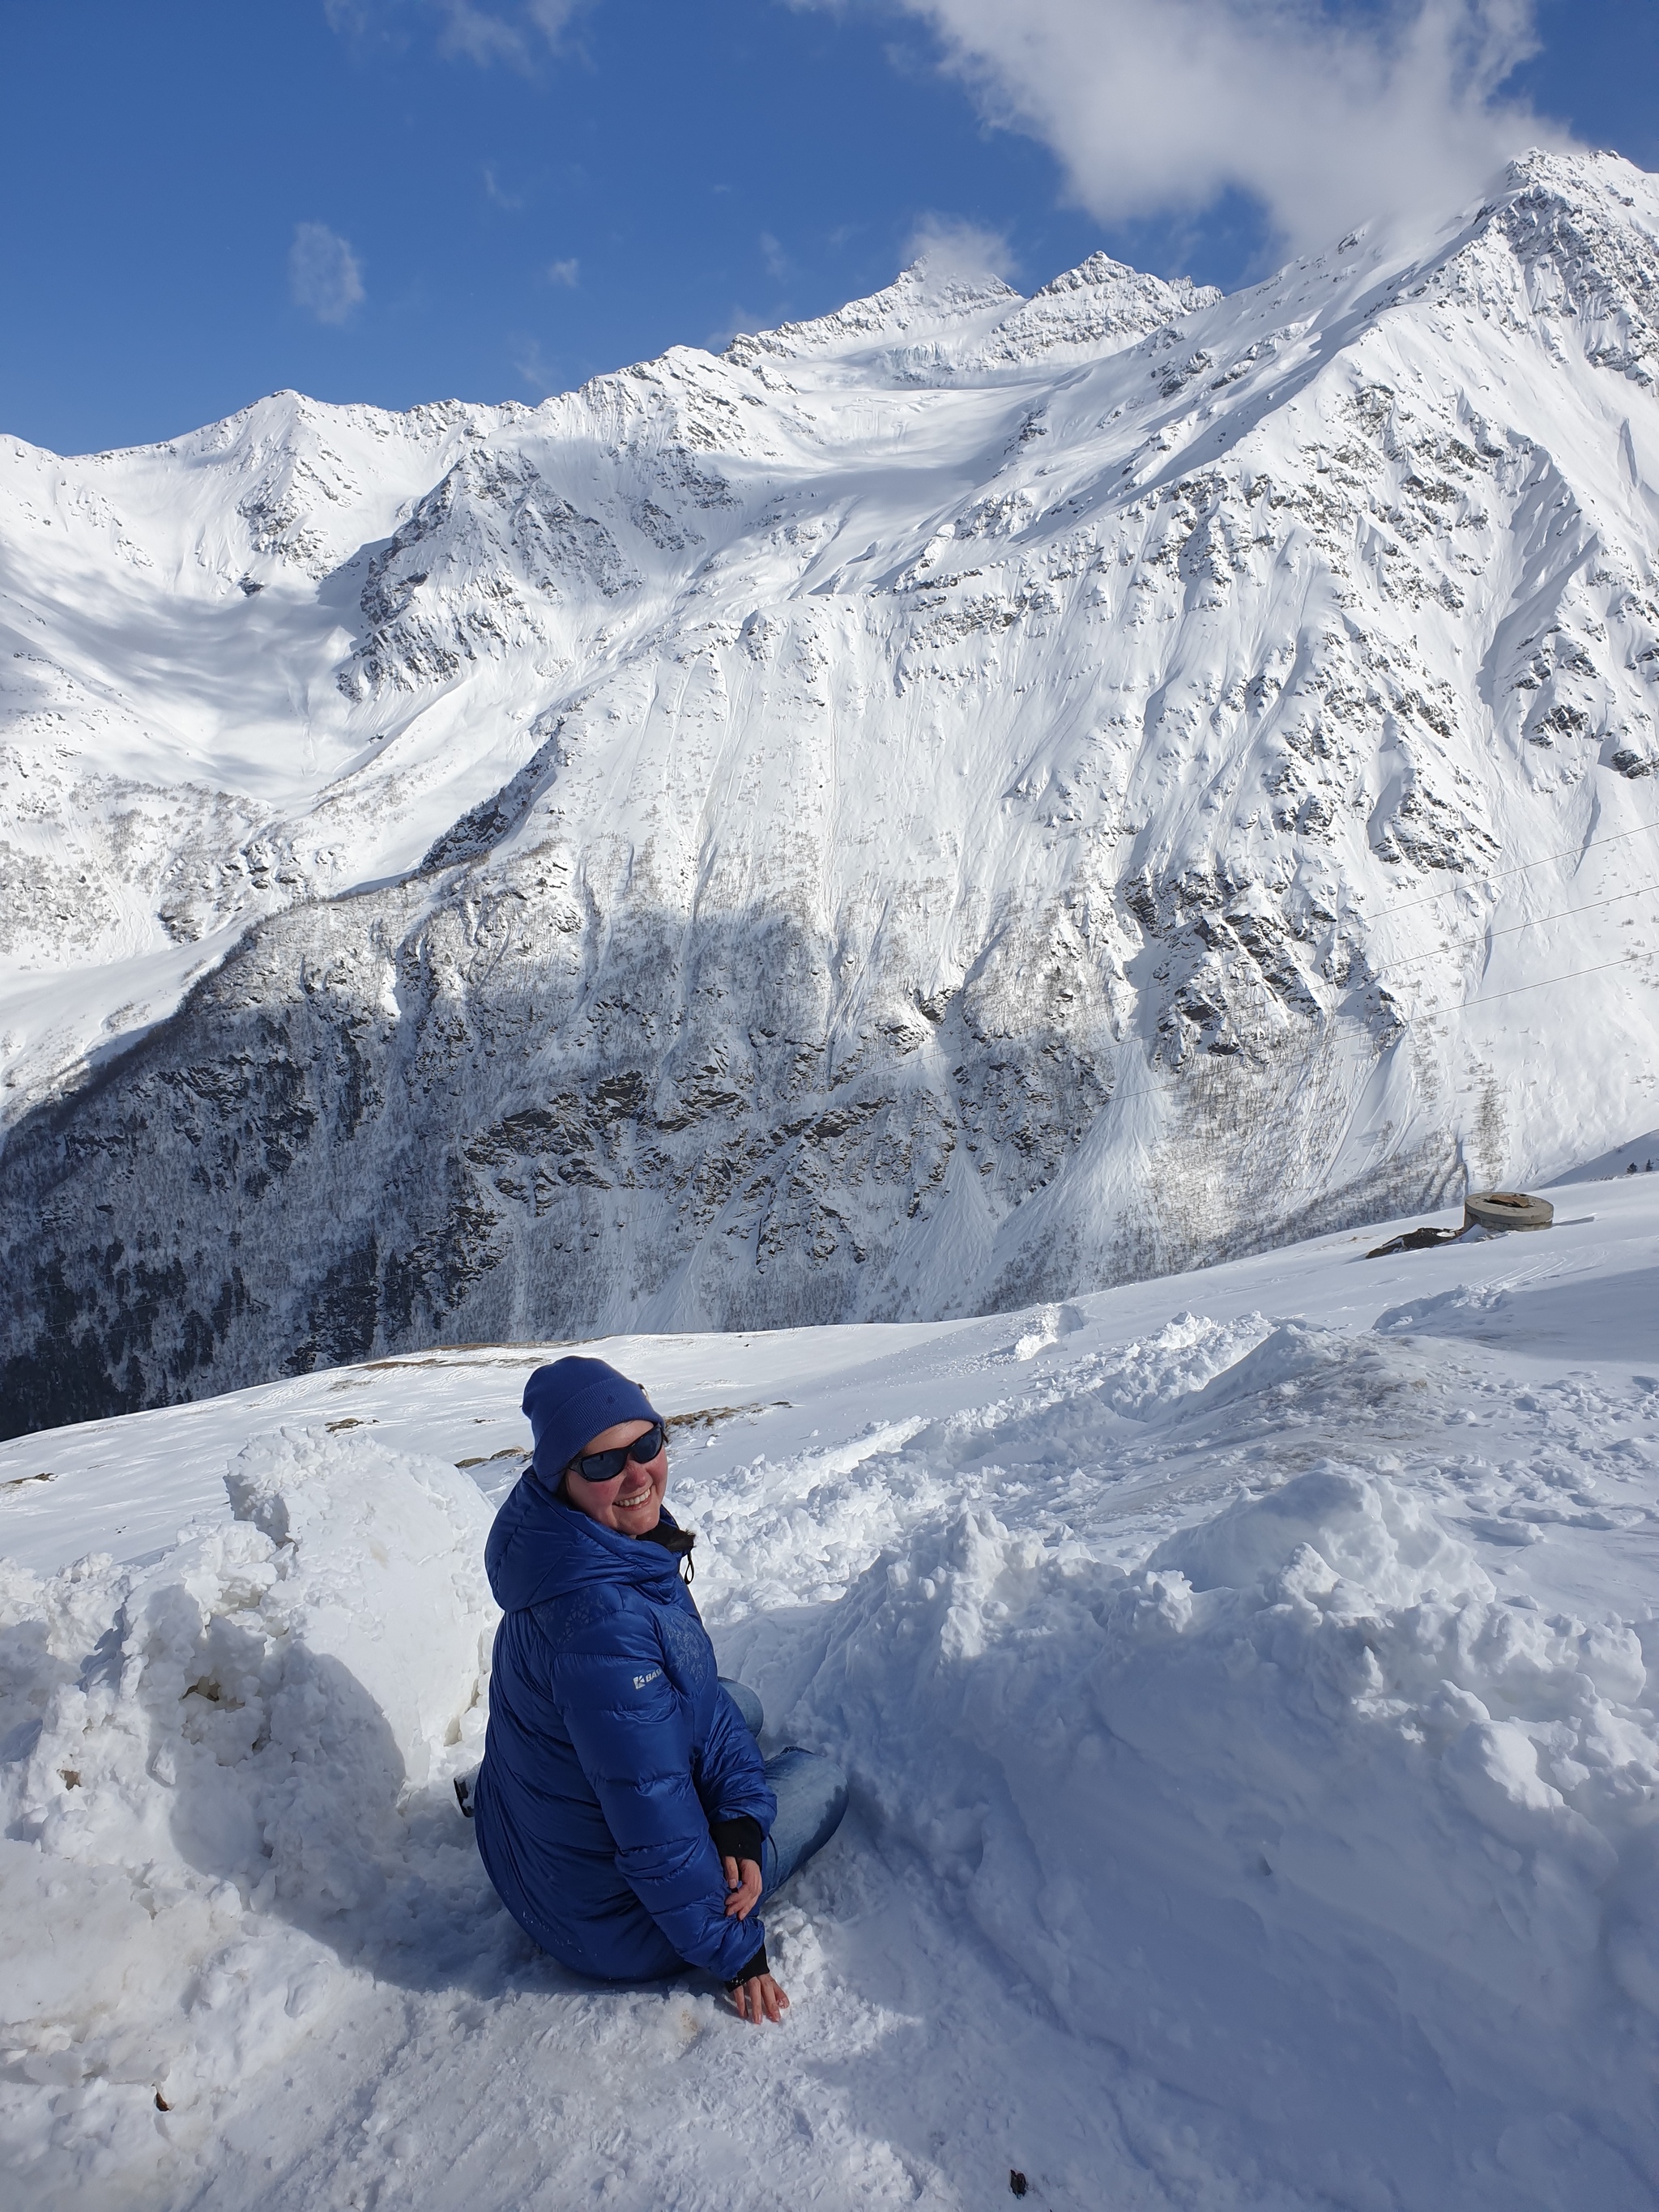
left=2, top=148, right=1657, bottom=1433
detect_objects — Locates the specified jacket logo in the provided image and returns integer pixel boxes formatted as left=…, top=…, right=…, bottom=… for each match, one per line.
left=633, top=1669, right=662, bottom=1689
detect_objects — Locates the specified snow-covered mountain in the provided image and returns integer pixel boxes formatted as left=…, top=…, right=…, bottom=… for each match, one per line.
left=3, top=149, right=1658, bottom=1432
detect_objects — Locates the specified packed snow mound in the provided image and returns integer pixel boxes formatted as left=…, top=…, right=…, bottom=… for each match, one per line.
left=0, top=1431, right=497, bottom=2198
left=1147, top=1457, right=1478, bottom=1596
left=778, top=1373, right=1659, bottom=2208
left=5, top=149, right=1659, bottom=1428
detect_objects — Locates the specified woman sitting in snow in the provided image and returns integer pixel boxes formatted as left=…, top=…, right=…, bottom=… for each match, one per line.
left=471, top=1356, right=848, bottom=2024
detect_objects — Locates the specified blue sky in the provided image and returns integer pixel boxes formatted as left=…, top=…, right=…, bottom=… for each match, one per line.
left=2, top=0, right=1655, bottom=455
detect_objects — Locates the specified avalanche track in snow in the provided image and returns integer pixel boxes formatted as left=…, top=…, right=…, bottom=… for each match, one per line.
left=3, top=1174, right=1659, bottom=2210
left=3, top=148, right=1659, bottom=1428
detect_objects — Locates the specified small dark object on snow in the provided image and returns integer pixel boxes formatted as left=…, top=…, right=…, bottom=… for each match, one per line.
left=1009, top=2173, right=1029, bottom=2198
left=454, top=1775, right=475, bottom=1819
left=1367, top=1225, right=1460, bottom=1258
left=155, top=2092, right=171, bottom=2112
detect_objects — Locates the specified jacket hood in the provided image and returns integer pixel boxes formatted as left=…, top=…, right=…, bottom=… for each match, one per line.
left=484, top=1469, right=688, bottom=1613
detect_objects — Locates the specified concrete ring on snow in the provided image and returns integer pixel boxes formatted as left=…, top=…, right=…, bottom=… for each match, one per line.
left=1463, top=1189, right=1555, bottom=1234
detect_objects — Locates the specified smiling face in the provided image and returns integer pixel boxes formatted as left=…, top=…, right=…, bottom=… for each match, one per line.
left=563, top=1418, right=667, bottom=1536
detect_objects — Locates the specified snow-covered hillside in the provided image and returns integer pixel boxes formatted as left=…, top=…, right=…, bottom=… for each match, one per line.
left=3, top=1174, right=1658, bottom=2209
left=3, top=149, right=1659, bottom=1430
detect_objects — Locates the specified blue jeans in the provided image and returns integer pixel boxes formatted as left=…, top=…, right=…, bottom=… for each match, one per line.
left=719, top=1679, right=847, bottom=1899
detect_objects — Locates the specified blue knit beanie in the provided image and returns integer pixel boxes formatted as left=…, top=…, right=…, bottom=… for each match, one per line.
left=522, top=1356, right=661, bottom=1485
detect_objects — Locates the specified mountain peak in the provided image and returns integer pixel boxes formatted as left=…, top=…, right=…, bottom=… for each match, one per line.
left=724, top=258, right=1022, bottom=371
left=967, top=252, right=1221, bottom=370
left=724, top=244, right=1222, bottom=386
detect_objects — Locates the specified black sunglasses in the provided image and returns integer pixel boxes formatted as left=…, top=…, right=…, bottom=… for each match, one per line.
left=568, top=1422, right=665, bottom=1485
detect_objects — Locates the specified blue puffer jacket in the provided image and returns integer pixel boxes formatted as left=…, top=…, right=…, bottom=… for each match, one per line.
left=473, top=1470, right=776, bottom=1984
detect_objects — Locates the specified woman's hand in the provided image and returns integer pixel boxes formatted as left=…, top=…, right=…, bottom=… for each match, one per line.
left=722, top=1855, right=762, bottom=1920
left=730, top=1971, right=790, bottom=2025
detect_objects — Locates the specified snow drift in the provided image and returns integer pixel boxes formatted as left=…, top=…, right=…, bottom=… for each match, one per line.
left=798, top=1454, right=1659, bottom=2205
left=720, top=1314, right=1659, bottom=2206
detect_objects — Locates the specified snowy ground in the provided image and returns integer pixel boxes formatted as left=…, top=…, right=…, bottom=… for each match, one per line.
left=4, top=1174, right=1659, bottom=2210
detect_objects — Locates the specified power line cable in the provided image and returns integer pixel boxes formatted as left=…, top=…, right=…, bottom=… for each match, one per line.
left=1370, top=883, right=1657, bottom=976
left=1365, top=817, right=1659, bottom=924
left=1419, top=950, right=1647, bottom=1013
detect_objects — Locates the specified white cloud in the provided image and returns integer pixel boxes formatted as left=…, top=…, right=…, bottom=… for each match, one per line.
left=483, top=164, right=524, bottom=210
left=760, top=231, right=791, bottom=279
left=436, top=2, right=524, bottom=65
left=288, top=224, right=365, bottom=325
left=433, top=0, right=585, bottom=72
left=545, top=257, right=580, bottom=286
left=523, top=0, right=583, bottom=35
left=874, top=0, right=1568, bottom=254
left=903, top=213, right=1017, bottom=279
left=514, top=339, right=563, bottom=393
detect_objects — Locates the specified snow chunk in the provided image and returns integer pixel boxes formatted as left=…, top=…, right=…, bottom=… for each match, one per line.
left=222, top=1427, right=497, bottom=1788
left=1149, top=1461, right=1485, bottom=1604
left=0, top=1432, right=500, bottom=2173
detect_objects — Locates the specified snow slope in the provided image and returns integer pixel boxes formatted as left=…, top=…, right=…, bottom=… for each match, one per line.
left=3, top=148, right=1659, bottom=1431
left=4, top=1170, right=1658, bottom=2210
